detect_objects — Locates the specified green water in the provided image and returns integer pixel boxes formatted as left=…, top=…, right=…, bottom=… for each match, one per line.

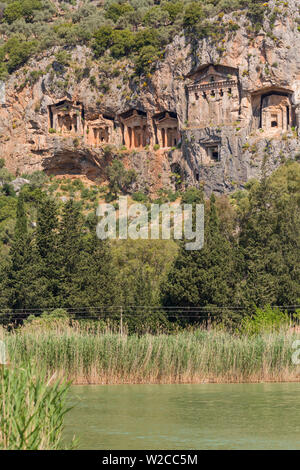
left=63, top=383, right=300, bottom=450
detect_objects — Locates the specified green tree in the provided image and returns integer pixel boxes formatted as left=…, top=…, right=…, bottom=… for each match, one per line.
left=162, top=1, right=184, bottom=23
left=4, top=194, right=37, bottom=310
left=124, top=266, right=168, bottom=334
left=34, top=196, right=60, bottom=308
left=105, top=2, right=134, bottom=23
left=107, top=160, right=136, bottom=198
left=110, top=29, right=135, bottom=58
left=92, top=25, right=113, bottom=56
left=4, top=0, right=42, bottom=24
left=142, top=6, right=169, bottom=28
left=135, top=28, right=160, bottom=50
left=238, top=162, right=300, bottom=308
left=162, top=194, right=239, bottom=322
left=3, top=1, right=23, bottom=24
left=70, top=233, right=118, bottom=309
left=55, top=199, right=83, bottom=307
left=183, top=2, right=204, bottom=28
left=4, top=36, right=37, bottom=73
left=135, top=45, right=159, bottom=74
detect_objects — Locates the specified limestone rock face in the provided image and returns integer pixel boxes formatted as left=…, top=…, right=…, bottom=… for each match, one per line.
left=0, top=1, right=300, bottom=195
left=11, top=178, right=30, bottom=193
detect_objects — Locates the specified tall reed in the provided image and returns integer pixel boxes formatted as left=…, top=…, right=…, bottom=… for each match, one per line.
left=3, top=322, right=300, bottom=384
left=0, top=363, right=73, bottom=450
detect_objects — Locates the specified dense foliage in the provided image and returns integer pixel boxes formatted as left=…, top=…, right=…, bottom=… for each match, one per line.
left=163, top=161, right=300, bottom=322
left=0, top=0, right=290, bottom=78
left=0, top=160, right=299, bottom=330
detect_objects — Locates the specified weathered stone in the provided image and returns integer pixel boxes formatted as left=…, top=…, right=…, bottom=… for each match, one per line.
left=11, top=178, right=30, bottom=193
left=0, top=2, right=300, bottom=195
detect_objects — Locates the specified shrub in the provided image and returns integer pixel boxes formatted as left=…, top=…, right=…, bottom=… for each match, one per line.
left=92, top=25, right=113, bottom=57
left=23, top=309, right=70, bottom=332
left=3, top=0, right=43, bottom=25
left=246, top=2, right=267, bottom=31
left=26, top=171, right=49, bottom=188
left=105, top=2, right=134, bottom=23
left=241, top=306, right=291, bottom=335
left=3, top=37, right=37, bottom=73
left=162, top=1, right=184, bottom=23
left=1, top=183, right=16, bottom=197
left=142, top=6, right=169, bottom=28
left=80, top=188, right=90, bottom=199
left=132, top=192, right=148, bottom=203
left=135, top=45, right=159, bottom=74
left=181, top=187, right=204, bottom=204
left=135, top=28, right=160, bottom=50
left=0, top=168, right=14, bottom=184
left=183, top=2, right=204, bottom=28
left=110, top=29, right=135, bottom=58
left=54, top=50, right=71, bottom=67
left=72, top=179, right=84, bottom=190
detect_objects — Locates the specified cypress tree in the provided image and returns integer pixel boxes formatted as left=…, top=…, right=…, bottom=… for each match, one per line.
left=6, top=193, right=36, bottom=309
left=34, top=196, right=59, bottom=308
left=239, top=163, right=300, bottom=308
left=162, top=194, right=239, bottom=323
left=70, top=232, right=118, bottom=310
left=56, top=199, right=83, bottom=307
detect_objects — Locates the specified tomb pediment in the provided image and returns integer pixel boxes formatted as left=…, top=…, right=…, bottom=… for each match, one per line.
left=194, top=66, right=229, bottom=85
left=86, top=115, right=114, bottom=128
left=120, top=109, right=146, bottom=120
left=120, top=109, right=147, bottom=130
left=50, top=98, right=83, bottom=113
left=153, top=111, right=179, bottom=148
left=251, top=86, right=293, bottom=97
left=153, top=111, right=178, bottom=128
left=187, top=64, right=239, bottom=92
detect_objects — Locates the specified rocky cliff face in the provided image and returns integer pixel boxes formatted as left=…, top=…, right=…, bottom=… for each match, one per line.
left=0, top=0, right=299, bottom=195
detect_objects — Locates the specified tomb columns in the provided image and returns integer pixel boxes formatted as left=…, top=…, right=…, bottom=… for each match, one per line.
left=156, top=126, right=179, bottom=148
left=120, top=111, right=148, bottom=149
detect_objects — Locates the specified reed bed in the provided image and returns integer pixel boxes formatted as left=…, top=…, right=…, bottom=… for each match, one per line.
left=0, top=364, right=73, bottom=450
left=2, top=321, right=300, bottom=384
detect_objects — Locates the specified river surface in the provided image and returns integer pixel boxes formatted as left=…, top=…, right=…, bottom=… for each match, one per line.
left=63, top=383, right=300, bottom=450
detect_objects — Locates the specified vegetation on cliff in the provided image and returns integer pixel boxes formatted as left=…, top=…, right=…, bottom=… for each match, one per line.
left=0, top=0, right=296, bottom=79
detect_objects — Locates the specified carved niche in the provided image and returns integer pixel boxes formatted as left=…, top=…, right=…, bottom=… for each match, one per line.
left=49, top=99, right=84, bottom=135
left=85, top=115, right=114, bottom=147
left=153, top=112, right=180, bottom=148
left=186, top=64, right=240, bottom=127
left=120, top=109, right=149, bottom=149
left=251, top=87, right=293, bottom=132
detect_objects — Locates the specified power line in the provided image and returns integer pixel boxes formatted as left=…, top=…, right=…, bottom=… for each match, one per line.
left=1, top=305, right=299, bottom=313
